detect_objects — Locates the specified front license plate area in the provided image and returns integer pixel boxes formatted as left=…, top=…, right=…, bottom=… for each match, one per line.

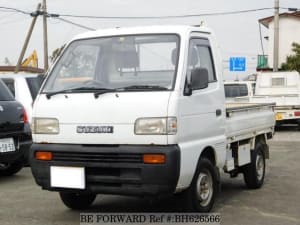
left=50, top=166, right=85, bottom=189
left=0, top=138, right=15, bottom=153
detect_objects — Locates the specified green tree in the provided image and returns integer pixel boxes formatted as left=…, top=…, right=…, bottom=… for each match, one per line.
left=50, top=44, right=66, bottom=63
left=281, top=42, right=300, bottom=73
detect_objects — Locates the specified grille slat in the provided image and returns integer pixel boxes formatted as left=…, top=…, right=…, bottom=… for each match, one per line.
left=52, top=152, right=143, bottom=164
left=87, top=175, right=141, bottom=184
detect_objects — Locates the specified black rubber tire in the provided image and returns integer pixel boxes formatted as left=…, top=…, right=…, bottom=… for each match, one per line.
left=0, top=160, right=23, bottom=176
left=59, top=192, right=96, bottom=210
left=182, top=158, right=218, bottom=212
left=243, top=143, right=266, bottom=189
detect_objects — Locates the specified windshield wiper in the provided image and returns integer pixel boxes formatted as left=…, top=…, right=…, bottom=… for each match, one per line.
left=45, top=87, right=105, bottom=99
left=120, top=85, right=169, bottom=91
left=47, top=85, right=169, bottom=99
left=94, top=88, right=118, bottom=98
left=94, top=85, right=169, bottom=98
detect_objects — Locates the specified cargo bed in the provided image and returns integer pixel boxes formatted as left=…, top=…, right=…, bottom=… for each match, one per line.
left=226, top=102, right=275, bottom=144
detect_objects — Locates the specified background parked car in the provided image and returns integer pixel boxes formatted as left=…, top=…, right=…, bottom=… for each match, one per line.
left=0, top=79, right=32, bottom=176
left=0, top=73, right=44, bottom=123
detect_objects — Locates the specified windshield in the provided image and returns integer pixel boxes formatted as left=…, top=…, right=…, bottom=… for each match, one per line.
left=43, top=34, right=179, bottom=93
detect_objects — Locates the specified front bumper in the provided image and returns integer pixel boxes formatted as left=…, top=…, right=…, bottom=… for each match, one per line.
left=30, top=144, right=180, bottom=196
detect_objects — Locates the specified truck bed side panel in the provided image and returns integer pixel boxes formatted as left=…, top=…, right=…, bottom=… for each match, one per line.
left=226, top=103, right=275, bottom=143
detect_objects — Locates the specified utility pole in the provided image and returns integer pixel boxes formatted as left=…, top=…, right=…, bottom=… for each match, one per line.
left=15, top=3, right=41, bottom=73
left=43, top=0, right=49, bottom=72
left=273, top=0, right=280, bottom=72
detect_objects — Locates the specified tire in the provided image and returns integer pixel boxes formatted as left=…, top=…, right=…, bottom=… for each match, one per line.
left=59, top=192, right=96, bottom=210
left=243, top=143, right=265, bottom=189
left=182, top=158, right=218, bottom=212
left=0, top=160, right=23, bottom=176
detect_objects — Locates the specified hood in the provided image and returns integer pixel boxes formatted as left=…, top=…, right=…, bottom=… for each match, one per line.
left=33, top=91, right=172, bottom=145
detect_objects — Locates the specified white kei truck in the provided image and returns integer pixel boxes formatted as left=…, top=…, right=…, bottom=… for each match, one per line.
left=249, top=71, right=300, bottom=127
left=29, top=25, right=275, bottom=212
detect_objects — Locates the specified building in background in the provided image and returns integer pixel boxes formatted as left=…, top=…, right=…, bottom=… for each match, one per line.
left=258, top=12, right=300, bottom=70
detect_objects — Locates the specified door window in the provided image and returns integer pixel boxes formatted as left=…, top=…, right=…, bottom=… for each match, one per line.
left=187, top=39, right=216, bottom=90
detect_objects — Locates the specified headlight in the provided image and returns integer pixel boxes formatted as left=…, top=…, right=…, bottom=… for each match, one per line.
left=32, top=118, right=59, bottom=134
left=135, top=117, right=177, bottom=135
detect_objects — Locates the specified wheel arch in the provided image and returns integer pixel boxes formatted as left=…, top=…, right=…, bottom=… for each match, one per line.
left=176, top=144, right=221, bottom=192
left=255, top=134, right=269, bottom=159
left=198, top=146, right=220, bottom=184
left=199, top=146, right=216, bottom=166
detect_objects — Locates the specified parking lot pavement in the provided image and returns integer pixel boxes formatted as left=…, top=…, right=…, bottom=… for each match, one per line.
left=0, top=130, right=300, bottom=225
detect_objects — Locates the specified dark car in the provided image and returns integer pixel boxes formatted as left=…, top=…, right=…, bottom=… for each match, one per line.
left=0, top=79, right=32, bottom=176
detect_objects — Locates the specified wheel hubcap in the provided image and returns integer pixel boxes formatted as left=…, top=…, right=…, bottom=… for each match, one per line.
left=256, top=153, right=264, bottom=181
left=196, top=170, right=213, bottom=207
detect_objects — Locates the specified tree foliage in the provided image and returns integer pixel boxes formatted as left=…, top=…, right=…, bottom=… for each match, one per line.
left=281, top=42, right=300, bottom=72
left=50, top=44, right=66, bottom=63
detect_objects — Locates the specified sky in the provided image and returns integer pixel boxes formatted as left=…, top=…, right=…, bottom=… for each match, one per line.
left=0, top=0, right=299, bottom=80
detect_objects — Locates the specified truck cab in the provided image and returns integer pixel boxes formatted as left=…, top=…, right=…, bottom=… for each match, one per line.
left=30, top=26, right=274, bottom=212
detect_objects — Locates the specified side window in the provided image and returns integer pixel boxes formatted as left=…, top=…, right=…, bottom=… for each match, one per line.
left=239, top=84, right=248, bottom=96
left=0, top=80, right=14, bottom=101
left=26, top=77, right=43, bottom=101
left=1, top=78, right=15, bottom=97
left=224, top=84, right=248, bottom=98
left=187, top=39, right=216, bottom=90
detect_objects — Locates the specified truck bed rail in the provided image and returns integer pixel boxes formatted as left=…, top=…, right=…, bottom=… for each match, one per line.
left=226, top=102, right=275, bottom=114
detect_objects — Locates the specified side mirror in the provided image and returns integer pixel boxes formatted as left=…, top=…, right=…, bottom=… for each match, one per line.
left=184, top=68, right=209, bottom=96
left=191, top=67, right=209, bottom=90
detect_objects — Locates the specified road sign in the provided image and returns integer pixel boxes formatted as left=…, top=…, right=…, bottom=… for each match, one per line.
left=229, top=57, right=246, bottom=71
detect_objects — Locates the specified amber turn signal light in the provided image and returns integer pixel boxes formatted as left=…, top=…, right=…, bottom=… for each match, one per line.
left=35, top=151, right=53, bottom=161
left=143, top=154, right=166, bottom=164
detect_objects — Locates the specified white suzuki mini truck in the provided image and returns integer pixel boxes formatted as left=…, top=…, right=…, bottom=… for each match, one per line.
left=30, top=25, right=275, bottom=212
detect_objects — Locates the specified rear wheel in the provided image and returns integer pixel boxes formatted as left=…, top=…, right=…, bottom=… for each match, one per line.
left=182, top=158, right=218, bottom=212
left=0, top=160, right=23, bottom=176
left=59, top=192, right=96, bottom=210
left=243, top=143, right=265, bottom=189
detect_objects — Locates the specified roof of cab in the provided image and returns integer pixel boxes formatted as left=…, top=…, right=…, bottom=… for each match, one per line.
left=71, top=25, right=212, bottom=41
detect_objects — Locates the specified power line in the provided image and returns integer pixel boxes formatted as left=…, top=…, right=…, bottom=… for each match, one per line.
left=0, top=6, right=30, bottom=15
left=54, top=17, right=95, bottom=31
left=0, top=5, right=294, bottom=32
left=56, top=8, right=275, bottom=19
left=280, top=7, right=299, bottom=11
left=0, top=6, right=281, bottom=21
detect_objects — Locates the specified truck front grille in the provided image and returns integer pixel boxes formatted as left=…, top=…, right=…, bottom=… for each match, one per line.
left=52, top=152, right=143, bottom=164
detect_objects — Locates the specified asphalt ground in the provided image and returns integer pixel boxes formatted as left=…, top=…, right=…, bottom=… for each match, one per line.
left=0, top=127, right=299, bottom=225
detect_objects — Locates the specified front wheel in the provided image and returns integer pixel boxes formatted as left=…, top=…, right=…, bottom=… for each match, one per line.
left=243, top=143, right=266, bottom=189
left=59, top=192, right=96, bottom=210
left=182, top=158, right=218, bottom=212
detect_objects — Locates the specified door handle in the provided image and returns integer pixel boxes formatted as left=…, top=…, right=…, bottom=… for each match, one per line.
left=216, top=109, right=222, bottom=116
